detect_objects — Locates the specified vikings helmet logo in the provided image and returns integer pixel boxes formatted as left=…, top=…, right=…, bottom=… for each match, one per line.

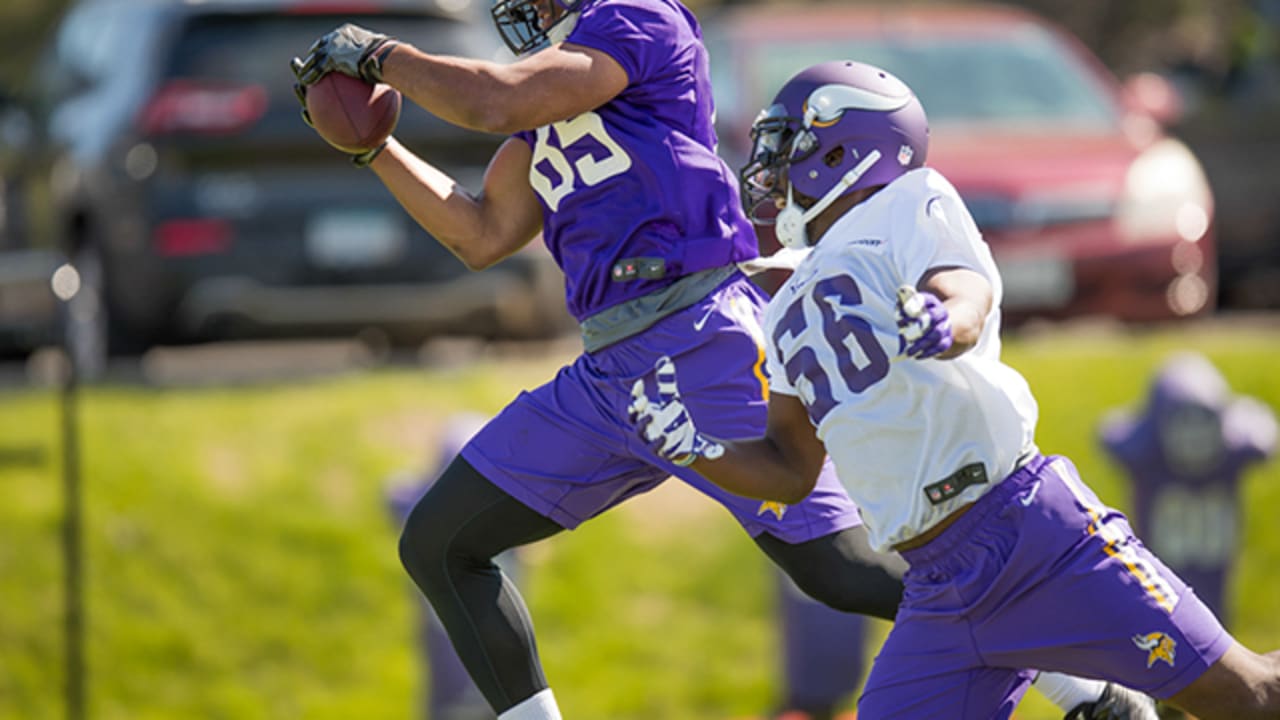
left=1132, top=632, right=1177, bottom=668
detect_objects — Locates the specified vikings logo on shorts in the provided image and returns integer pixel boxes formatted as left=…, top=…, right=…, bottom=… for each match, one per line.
left=758, top=501, right=788, bottom=520
left=1132, top=631, right=1177, bottom=668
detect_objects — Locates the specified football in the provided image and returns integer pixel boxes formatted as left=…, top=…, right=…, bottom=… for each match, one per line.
left=305, top=72, right=402, bottom=155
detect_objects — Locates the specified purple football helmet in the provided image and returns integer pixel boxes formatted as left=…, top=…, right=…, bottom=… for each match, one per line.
left=740, top=60, right=929, bottom=248
left=491, top=0, right=586, bottom=56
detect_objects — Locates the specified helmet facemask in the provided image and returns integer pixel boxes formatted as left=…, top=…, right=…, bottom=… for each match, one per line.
left=491, top=0, right=583, bottom=56
left=739, top=104, right=804, bottom=226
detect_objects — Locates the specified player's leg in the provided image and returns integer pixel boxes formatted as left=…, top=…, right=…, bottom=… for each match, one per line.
left=399, top=455, right=565, bottom=716
left=938, top=454, right=1258, bottom=719
left=848, top=469, right=1044, bottom=719
left=754, top=516, right=905, bottom=620
left=401, top=341, right=682, bottom=718
left=858, top=635, right=1034, bottom=719
left=387, top=412, right=519, bottom=719
left=752, top=495, right=1156, bottom=720
left=857, top=623, right=1156, bottom=719
left=424, top=603, right=498, bottom=719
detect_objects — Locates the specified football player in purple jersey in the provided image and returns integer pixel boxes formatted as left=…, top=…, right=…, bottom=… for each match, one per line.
left=1100, top=352, right=1277, bottom=626
left=292, top=3, right=1152, bottom=719
left=765, top=573, right=866, bottom=720
left=632, top=59, right=1280, bottom=720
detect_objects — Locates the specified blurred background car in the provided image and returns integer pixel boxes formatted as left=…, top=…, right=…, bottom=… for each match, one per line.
left=0, top=0, right=572, bottom=366
left=707, top=2, right=1218, bottom=325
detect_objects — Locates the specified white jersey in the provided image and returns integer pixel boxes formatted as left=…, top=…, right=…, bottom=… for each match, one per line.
left=762, top=168, right=1039, bottom=551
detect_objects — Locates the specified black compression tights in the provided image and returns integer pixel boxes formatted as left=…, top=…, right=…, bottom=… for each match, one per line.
left=754, top=523, right=907, bottom=621
left=398, top=456, right=908, bottom=713
left=398, top=456, right=566, bottom=713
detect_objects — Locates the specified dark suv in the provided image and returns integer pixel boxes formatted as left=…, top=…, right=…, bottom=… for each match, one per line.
left=0, top=0, right=570, bottom=363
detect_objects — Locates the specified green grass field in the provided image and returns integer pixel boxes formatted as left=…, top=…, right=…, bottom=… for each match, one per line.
left=2, top=322, right=1279, bottom=720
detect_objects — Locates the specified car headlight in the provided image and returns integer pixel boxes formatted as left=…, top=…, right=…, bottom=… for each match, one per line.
left=1117, top=138, right=1213, bottom=244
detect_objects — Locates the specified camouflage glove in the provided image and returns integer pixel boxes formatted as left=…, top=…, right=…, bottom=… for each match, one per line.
left=1063, top=682, right=1159, bottom=720
left=292, top=23, right=398, bottom=86
left=629, top=356, right=725, bottom=467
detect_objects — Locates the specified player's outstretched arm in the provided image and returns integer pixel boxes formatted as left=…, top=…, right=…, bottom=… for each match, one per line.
left=370, top=136, right=543, bottom=270
left=378, top=40, right=628, bottom=134
left=694, top=392, right=827, bottom=505
left=294, top=24, right=628, bottom=134
left=631, top=360, right=825, bottom=504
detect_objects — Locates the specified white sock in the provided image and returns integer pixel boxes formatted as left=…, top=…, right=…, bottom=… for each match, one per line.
left=498, top=688, right=562, bottom=720
left=1032, top=671, right=1107, bottom=711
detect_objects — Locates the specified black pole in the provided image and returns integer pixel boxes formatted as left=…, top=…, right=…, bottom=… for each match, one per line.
left=61, top=347, right=84, bottom=720
left=54, top=261, right=86, bottom=720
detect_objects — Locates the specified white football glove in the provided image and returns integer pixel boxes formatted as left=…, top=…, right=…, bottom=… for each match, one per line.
left=629, top=356, right=724, bottom=466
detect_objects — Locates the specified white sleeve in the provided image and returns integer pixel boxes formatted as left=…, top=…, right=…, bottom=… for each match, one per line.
left=761, top=302, right=799, bottom=397
left=896, top=183, right=992, bottom=288
left=764, top=344, right=799, bottom=397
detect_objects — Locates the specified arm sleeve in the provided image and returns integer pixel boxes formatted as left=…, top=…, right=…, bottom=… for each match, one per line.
left=764, top=338, right=799, bottom=398
left=896, top=184, right=991, bottom=289
left=566, top=1, right=672, bottom=85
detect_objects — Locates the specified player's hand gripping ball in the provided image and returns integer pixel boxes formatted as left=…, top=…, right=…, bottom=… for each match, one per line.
left=294, top=72, right=401, bottom=160
left=293, top=23, right=398, bottom=85
left=896, top=285, right=953, bottom=359
left=290, top=24, right=401, bottom=167
left=629, top=356, right=725, bottom=467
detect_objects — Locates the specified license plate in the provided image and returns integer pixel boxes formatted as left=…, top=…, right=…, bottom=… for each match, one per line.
left=997, top=252, right=1073, bottom=309
left=306, top=209, right=406, bottom=269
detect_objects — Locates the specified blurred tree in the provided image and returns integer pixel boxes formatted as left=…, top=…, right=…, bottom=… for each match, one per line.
left=1010, top=0, right=1239, bottom=75
left=0, top=0, right=69, bottom=89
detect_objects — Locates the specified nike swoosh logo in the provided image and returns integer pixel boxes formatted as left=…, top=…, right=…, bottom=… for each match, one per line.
left=1019, top=480, right=1041, bottom=506
left=693, top=306, right=717, bottom=331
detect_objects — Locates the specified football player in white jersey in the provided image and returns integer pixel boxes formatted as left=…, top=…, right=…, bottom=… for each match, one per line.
left=631, top=60, right=1280, bottom=719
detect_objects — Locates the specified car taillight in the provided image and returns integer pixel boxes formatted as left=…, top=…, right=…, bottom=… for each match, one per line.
left=154, top=219, right=233, bottom=257
left=138, top=81, right=269, bottom=136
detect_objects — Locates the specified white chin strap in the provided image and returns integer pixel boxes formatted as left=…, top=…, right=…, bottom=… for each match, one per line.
left=775, top=149, right=882, bottom=249
left=547, top=11, right=579, bottom=45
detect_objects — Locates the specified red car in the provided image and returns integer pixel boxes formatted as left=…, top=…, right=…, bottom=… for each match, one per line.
left=706, top=3, right=1216, bottom=323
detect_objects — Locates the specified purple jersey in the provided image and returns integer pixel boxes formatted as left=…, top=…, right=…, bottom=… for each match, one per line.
left=515, top=0, right=758, bottom=321
left=1099, top=353, right=1277, bottom=620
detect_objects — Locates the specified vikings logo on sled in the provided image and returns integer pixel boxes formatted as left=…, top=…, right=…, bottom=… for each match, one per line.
left=1132, top=631, right=1177, bottom=668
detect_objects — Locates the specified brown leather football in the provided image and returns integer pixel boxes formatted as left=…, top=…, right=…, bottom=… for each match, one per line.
left=305, top=72, right=401, bottom=154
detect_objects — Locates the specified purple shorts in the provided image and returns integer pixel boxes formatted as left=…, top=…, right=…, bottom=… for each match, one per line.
left=461, top=272, right=861, bottom=544
left=858, top=454, right=1232, bottom=719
